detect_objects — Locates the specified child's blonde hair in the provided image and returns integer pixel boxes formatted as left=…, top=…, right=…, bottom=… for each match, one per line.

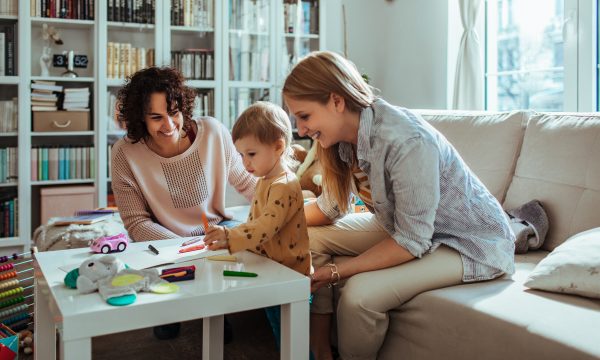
left=282, top=51, right=375, bottom=212
left=232, top=101, right=297, bottom=169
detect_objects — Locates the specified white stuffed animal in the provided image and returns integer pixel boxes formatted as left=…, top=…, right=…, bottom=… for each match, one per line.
left=76, top=255, right=126, bottom=294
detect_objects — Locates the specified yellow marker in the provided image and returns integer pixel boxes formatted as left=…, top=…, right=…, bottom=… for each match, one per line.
left=207, top=255, right=237, bottom=262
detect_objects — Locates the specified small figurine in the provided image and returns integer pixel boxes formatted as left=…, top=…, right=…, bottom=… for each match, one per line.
left=90, top=233, right=129, bottom=254
left=39, top=46, right=52, bottom=77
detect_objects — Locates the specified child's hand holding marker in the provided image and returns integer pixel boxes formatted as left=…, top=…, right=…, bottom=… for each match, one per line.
left=204, top=225, right=228, bottom=250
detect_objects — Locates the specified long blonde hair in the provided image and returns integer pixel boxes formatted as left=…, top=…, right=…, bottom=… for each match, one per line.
left=282, top=51, right=375, bottom=212
left=232, top=101, right=297, bottom=170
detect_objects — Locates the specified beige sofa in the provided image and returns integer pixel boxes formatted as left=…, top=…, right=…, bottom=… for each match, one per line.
left=374, top=110, right=600, bottom=360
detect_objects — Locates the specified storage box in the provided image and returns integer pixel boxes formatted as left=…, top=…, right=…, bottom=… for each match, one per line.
left=33, top=111, right=90, bottom=132
left=40, top=186, right=96, bottom=225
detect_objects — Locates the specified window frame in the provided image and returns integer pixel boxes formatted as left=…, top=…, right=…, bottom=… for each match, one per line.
left=483, top=0, right=597, bottom=112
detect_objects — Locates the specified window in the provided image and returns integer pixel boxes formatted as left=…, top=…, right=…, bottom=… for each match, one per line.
left=485, top=0, right=597, bottom=111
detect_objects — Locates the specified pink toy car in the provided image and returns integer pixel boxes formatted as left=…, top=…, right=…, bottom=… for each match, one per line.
left=91, top=233, right=129, bottom=254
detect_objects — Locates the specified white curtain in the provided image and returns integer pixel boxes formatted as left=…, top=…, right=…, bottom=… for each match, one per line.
left=453, top=0, right=483, bottom=110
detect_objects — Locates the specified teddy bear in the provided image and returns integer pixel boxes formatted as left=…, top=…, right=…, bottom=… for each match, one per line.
left=64, top=255, right=178, bottom=306
left=292, top=142, right=322, bottom=198
left=18, top=329, right=34, bottom=355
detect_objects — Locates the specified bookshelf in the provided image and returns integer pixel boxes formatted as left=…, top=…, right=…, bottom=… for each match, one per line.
left=1, top=0, right=326, bottom=254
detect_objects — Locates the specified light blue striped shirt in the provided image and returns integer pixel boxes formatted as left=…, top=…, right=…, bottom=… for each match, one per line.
left=316, top=99, right=515, bottom=282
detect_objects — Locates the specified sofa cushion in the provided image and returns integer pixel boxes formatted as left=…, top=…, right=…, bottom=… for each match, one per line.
left=504, top=113, right=600, bottom=251
left=416, top=110, right=527, bottom=203
left=525, top=227, right=600, bottom=299
left=379, top=251, right=600, bottom=360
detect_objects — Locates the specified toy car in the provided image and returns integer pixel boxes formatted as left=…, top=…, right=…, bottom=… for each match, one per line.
left=91, top=233, right=129, bottom=254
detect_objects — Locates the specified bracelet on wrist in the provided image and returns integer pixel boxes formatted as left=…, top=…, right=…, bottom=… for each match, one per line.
left=325, top=263, right=340, bottom=288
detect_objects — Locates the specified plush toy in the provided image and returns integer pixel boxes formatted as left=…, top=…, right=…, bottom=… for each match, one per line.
left=64, top=255, right=178, bottom=306
left=292, top=142, right=322, bottom=198
left=18, top=330, right=34, bottom=355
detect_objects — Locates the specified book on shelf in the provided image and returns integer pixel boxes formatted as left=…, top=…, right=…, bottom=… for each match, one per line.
left=0, top=1, right=18, bottom=16
left=32, top=0, right=95, bottom=20
left=31, top=82, right=64, bottom=92
left=108, top=0, right=155, bottom=24
left=0, top=23, right=16, bottom=76
left=31, top=106, right=58, bottom=111
left=0, top=99, right=17, bottom=132
left=52, top=213, right=113, bottom=226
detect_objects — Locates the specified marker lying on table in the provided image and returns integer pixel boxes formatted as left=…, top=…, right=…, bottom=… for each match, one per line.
left=178, top=244, right=205, bottom=253
left=160, top=265, right=196, bottom=282
left=223, top=270, right=258, bottom=277
left=181, top=236, right=202, bottom=247
left=207, top=255, right=237, bottom=262
left=148, top=244, right=160, bottom=255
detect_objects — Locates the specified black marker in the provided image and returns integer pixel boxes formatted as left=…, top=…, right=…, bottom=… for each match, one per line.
left=148, top=244, right=159, bottom=255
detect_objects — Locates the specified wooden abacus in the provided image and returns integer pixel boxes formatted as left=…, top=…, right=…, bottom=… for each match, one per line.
left=0, top=248, right=36, bottom=332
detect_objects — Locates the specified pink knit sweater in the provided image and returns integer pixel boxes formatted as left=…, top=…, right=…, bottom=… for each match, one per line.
left=111, top=117, right=256, bottom=241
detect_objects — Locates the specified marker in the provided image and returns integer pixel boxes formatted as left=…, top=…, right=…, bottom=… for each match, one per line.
left=148, top=244, right=159, bottom=255
left=162, top=265, right=196, bottom=275
left=179, top=244, right=205, bottom=253
left=223, top=270, right=258, bottom=277
left=181, top=236, right=202, bottom=247
left=207, top=255, right=237, bottom=262
left=201, top=212, right=209, bottom=231
left=160, top=271, right=187, bottom=279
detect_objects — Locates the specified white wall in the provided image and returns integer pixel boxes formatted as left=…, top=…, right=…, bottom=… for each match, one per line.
left=326, top=0, right=451, bottom=110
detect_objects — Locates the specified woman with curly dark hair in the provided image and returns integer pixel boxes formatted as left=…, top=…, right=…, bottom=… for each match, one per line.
left=111, top=66, right=255, bottom=340
left=112, top=66, right=256, bottom=238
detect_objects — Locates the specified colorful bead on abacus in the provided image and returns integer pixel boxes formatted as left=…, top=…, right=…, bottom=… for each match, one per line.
left=1, top=312, right=30, bottom=325
left=0, top=303, right=28, bottom=318
left=0, top=295, right=24, bottom=310
left=0, top=287, right=23, bottom=299
left=0, top=264, right=14, bottom=272
left=0, top=271, right=16, bottom=281
left=11, top=253, right=18, bottom=260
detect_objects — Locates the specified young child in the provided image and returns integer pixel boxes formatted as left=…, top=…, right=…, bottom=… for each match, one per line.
left=203, top=101, right=312, bottom=350
left=203, top=101, right=311, bottom=276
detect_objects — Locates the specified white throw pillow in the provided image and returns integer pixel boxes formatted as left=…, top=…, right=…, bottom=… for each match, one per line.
left=524, top=227, right=600, bottom=299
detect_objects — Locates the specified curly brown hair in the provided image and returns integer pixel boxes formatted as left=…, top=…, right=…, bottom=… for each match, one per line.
left=117, top=67, right=196, bottom=143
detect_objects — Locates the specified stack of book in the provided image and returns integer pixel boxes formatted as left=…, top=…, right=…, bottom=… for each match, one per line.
left=62, top=87, right=90, bottom=111
left=31, top=81, right=62, bottom=112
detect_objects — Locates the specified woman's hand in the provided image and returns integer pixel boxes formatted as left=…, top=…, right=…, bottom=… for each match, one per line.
left=203, top=225, right=228, bottom=250
left=311, top=265, right=338, bottom=292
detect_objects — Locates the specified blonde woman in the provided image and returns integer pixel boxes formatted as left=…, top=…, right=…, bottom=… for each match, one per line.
left=282, top=51, right=515, bottom=360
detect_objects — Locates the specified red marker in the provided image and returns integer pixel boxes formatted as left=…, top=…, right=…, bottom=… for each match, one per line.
left=179, top=244, right=205, bottom=253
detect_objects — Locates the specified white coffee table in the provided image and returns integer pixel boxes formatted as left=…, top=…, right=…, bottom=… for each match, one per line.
left=34, top=238, right=310, bottom=360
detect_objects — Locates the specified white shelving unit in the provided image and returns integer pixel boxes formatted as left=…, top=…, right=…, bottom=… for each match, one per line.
left=1, top=0, right=325, bottom=254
